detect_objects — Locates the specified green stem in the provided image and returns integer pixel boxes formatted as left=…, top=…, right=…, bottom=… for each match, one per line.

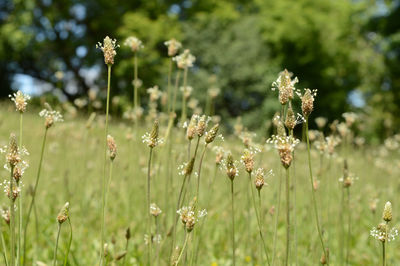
left=305, top=120, right=328, bottom=265
left=23, top=128, right=48, bottom=266
left=248, top=173, right=271, bottom=266
left=133, top=52, right=138, bottom=109
left=147, top=148, right=153, bottom=266
left=100, top=64, right=112, bottom=265
left=285, top=167, right=290, bottom=266
left=175, top=232, right=189, bottom=266
left=17, top=113, right=23, bottom=266
left=10, top=165, right=15, bottom=266
left=1, top=229, right=8, bottom=266
left=53, top=223, right=62, bottom=266
left=195, top=144, right=208, bottom=202
left=167, top=59, right=173, bottom=113
left=272, top=166, right=282, bottom=265
left=231, top=180, right=236, bottom=266
left=345, top=188, right=351, bottom=265
left=382, top=241, right=386, bottom=266
left=180, top=67, right=188, bottom=123
left=63, top=218, right=72, bottom=266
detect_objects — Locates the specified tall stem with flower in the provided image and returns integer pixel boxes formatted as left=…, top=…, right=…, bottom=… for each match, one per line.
left=96, top=36, right=119, bottom=265
left=124, top=36, right=143, bottom=110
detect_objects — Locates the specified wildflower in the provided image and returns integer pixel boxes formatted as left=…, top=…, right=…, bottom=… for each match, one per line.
left=39, top=103, right=63, bottom=129
left=97, top=36, right=119, bottom=65
left=142, top=120, right=163, bottom=148
left=208, top=87, right=220, bottom=98
left=147, top=86, right=162, bottom=102
left=107, top=135, right=117, bottom=161
left=370, top=223, right=398, bottom=242
left=254, top=168, right=273, bottom=190
left=337, top=122, right=349, bottom=138
left=315, top=117, right=327, bottom=129
left=342, top=112, right=358, bottom=127
left=224, top=153, right=238, bottom=180
left=186, top=115, right=199, bottom=140
left=5, top=134, right=20, bottom=167
left=213, top=146, right=225, bottom=165
left=164, top=38, right=182, bottom=57
left=57, top=202, right=69, bottom=224
left=173, top=49, right=195, bottom=69
left=178, top=157, right=195, bottom=176
left=267, top=135, right=300, bottom=168
left=285, top=104, right=305, bottom=131
left=326, top=136, right=340, bottom=155
left=298, top=88, right=317, bottom=117
left=205, top=124, right=219, bottom=144
left=2, top=208, right=10, bottom=225
left=197, top=115, right=211, bottom=137
left=383, top=202, right=392, bottom=222
left=9, top=90, right=30, bottom=113
left=124, top=36, right=143, bottom=52
left=150, top=203, right=162, bottom=217
left=241, top=149, right=255, bottom=173
left=177, top=206, right=207, bottom=232
left=271, top=69, right=298, bottom=105
left=180, top=86, right=193, bottom=99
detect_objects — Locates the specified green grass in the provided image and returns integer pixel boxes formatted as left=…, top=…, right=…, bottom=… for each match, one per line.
left=0, top=103, right=398, bottom=265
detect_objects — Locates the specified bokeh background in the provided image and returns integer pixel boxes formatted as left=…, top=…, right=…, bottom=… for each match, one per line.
left=1, top=0, right=399, bottom=140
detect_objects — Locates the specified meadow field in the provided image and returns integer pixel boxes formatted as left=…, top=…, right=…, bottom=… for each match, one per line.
left=0, top=81, right=399, bottom=265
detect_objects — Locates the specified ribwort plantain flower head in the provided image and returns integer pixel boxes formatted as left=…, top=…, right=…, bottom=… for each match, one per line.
left=107, top=135, right=117, bottom=161
left=271, top=69, right=298, bottom=105
left=142, top=120, right=163, bottom=148
left=57, top=202, right=69, bottom=224
left=97, top=36, right=119, bottom=65
left=124, top=36, right=143, bottom=52
left=164, top=38, right=182, bottom=57
left=297, top=88, right=317, bottom=118
left=383, top=201, right=393, bottom=222
left=150, top=203, right=162, bottom=217
left=39, top=103, right=63, bottom=129
left=267, top=135, right=299, bottom=169
left=9, top=90, right=30, bottom=113
left=205, top=124, right=219, bottom=144
left=173, top=49, right=195, bottom=69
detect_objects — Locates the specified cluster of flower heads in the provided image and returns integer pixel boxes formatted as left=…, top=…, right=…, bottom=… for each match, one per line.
left=9, top=90, right=30, bottom=113
left=124, top=36, right=143, bottom=52
left=39, top=103, right=63, bottom=129
left=177, top=205, right=207, bottom=232
left=370, top=202, right=398, bottom=243
left=142, top=120, right=163, bottom=148
left=266, top=135, right=300, bottom=168
left=184, top=114, right=221, bottom=144
left=271, top=69, right=298, bottom=105
left=173, top=49, right=196, bottom=69
left=96, top=36, right=119, bottom=65
left=164, top=38, right=182, bottom=57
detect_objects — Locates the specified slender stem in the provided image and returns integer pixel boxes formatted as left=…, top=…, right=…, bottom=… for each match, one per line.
left=147, top=148, right=153, bottom=266
left=1, top=229, right=8, bottom=266
left=230, top=180, right=236, bottom=266
left=248, top=173, right=271, bottom=266
left=63, top=218, right=72, bottom=266
left=167, top=59, right=173, bottom=113
left=133, top=52, right=138, bottom=109
left=180, top=67, right=188, bottom=123
left=382, top=241, right=386, bottom=266
left=122, top=237, right=129, bottom=266
left=305, top=120, right=328, bottom=264
left=53, top=223, right=62, bottom=266
left=272, top=166, right=283, bottom=265
left=171, top=70, right=181, bottom=115
left=170, top=174, right=189, bottom=262
left=290, top=128, right=298, bottom=266
left=17, top=113, right=23, bottom=266
left=10, top=165, right=15, bottom=266
left=345, top=188, right=351, bottom=265
left=187, top=140, right=191, bottom=161
left=23, top=128, right=48, bottom=265
left=196, top=144, right=208, bottom=201
left=100, top=64, right=112, bottom=265
left=285, top=167, right=290, bottom=266
left=175, top=232, right=189, bottom=266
